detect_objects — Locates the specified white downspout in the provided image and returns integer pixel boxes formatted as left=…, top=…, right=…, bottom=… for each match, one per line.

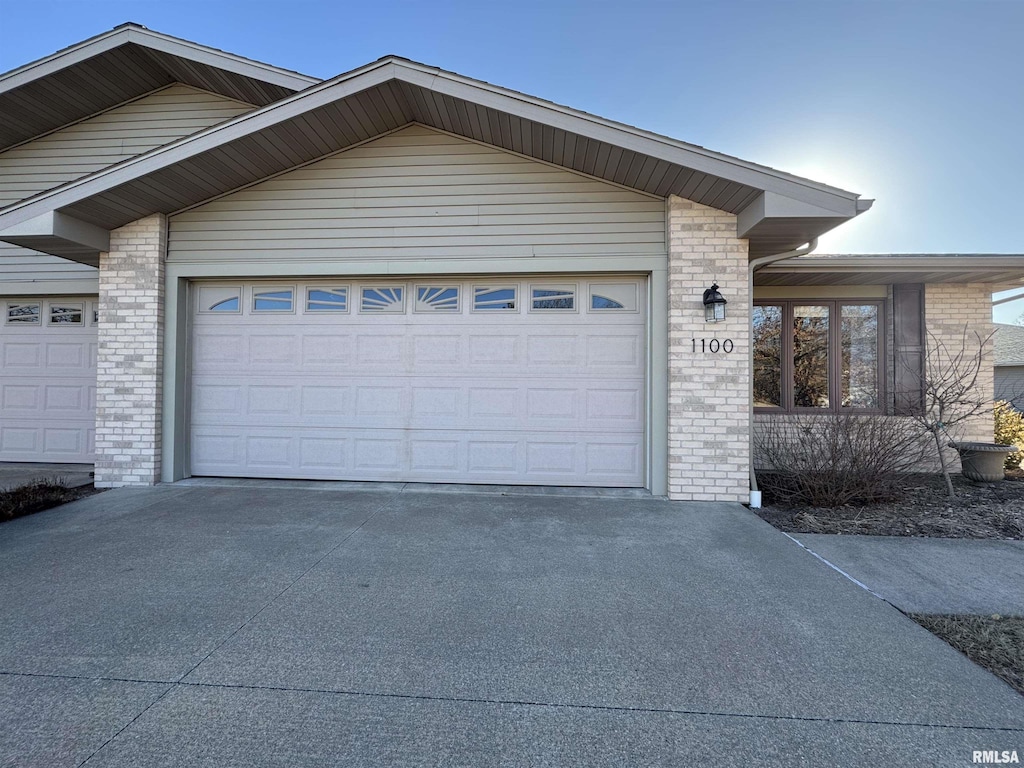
left=747, top=237, right=819, bottom=508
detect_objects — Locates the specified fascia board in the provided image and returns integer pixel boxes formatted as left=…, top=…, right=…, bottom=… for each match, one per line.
left=0, top=25, right=320, bottom=98
left=760, top=255, right=1024, bottom=273
left=122, top=27, right=320, bottom=91
left=0, top=28, right=130, bottom=94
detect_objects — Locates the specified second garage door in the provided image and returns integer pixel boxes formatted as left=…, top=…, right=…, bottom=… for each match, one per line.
left=0, top=297, right=97, bottom=463
left=189, top=277, right=646, bottom=487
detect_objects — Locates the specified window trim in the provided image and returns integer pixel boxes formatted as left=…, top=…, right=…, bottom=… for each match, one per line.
left=754, top=298, right=887, bottom=415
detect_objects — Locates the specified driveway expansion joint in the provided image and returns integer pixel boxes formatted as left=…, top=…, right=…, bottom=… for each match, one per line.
left=4, top=669, right=1020, bottom=735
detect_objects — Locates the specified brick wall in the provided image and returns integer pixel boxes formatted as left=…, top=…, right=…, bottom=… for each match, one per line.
left=925, top=282, right=995, bottom=448
left=94, top=214, right=166, bottom=487
left=666, top=195, right=750, bottom=502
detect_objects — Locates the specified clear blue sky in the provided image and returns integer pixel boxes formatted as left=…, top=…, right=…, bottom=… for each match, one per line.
left=1, top=0, right=1022, bottom=318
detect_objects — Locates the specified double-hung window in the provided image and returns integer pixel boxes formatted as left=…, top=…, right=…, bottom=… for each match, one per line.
left=753, top=300, right=884, bottom=413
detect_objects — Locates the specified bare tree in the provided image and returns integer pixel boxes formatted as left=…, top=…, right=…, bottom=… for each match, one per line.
left=901, top=326, right=995, bottom=497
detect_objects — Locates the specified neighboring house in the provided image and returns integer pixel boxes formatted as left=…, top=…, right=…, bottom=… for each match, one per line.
left=994, top=323, right=1024, bottom=410
left=1, top=24, right=1022, bottom=502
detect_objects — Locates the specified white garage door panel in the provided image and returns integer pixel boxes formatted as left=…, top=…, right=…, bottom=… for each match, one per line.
left=0, top=298, right=97, bottom=463
left=190, top=278, right=645, bottom=487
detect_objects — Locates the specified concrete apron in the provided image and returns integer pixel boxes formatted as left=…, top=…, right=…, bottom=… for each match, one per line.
left=0, top=484, right=1021, bottom=767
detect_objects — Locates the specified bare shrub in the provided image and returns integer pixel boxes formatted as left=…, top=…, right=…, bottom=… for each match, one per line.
left=754, top=413, right=929, bottom=507
left=899, top=327, right=996, bottom=497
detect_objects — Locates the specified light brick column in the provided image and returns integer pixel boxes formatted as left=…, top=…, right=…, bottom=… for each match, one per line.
left=925, top=282, right=995, bottom=446
left=666, top=195, right=750, bottom=502
left=94, top=214, right=167, bottom=487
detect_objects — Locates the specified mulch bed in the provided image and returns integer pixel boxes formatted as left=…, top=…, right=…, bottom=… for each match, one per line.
left=0, top=480, right=99, bottom=523
left=909, top=614, right=1024, bottom=696
left=754, top=472, right=1024, bottom=539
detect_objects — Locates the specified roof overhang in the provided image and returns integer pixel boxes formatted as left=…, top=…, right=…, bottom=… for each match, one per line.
left=0, top=211, right=109, bottom=265
left=0, top=55, right=869, bottom=261
left=755, top=254, right=1024, bottom=287
left=0, top=23, right=320, bottom=151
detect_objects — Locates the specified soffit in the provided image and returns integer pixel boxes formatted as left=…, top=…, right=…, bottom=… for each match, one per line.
left=0, top=26, right=319, bottom=151
left=754, top=255, right=1024, bottom=286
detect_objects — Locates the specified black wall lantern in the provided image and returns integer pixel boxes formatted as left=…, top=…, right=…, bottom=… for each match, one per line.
left=703, top=283, right=727, bottom=323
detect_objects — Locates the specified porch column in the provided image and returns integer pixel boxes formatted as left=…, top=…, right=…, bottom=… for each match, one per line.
left=666, top=195, right=750, bottom=502
left=94, top=214, right=167, bottom=487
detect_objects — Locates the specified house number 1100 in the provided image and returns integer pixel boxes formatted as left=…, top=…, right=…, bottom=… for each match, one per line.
left=692, top=338, right=734, bottom=354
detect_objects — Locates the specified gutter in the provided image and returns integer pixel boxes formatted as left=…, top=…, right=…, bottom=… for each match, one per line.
left=747, top=237, right=819, bottom=508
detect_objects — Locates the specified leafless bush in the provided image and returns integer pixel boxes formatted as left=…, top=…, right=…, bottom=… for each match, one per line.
left=900, top=327, right=996, bottom=496
left=754, top=413, right=929, bottom=507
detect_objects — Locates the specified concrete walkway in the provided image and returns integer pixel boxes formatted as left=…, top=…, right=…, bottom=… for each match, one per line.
left=791, top=533, right=1024, bottom=615
left=0, top=485, right=1021, bottom=767
left=0, top=462, right=93, bottom=490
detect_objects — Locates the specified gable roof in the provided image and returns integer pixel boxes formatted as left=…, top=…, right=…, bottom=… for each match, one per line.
left=995, top=323, right=1024, bottom=367
left=0, top=37, right=872, bottom=262
left=0, top=23, right=320, bottom=151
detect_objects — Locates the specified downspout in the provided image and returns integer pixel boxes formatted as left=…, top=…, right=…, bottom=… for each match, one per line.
left=747, top=237, right=819, bottom=508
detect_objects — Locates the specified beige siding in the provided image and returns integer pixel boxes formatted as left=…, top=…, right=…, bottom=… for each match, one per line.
left=168, top=124, right=666, bottom=263
left=0, top=243, right=98, bottom=294
left=0, top=84, right=253, bottom=207
left=0, top=84, right=252, bottom=291
left=995, top=366, right=1024, bottom=409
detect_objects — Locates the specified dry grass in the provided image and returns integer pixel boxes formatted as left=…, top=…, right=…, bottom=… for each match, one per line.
left=0, top=479, right=95, bottom=523
left=909, top=614, right=1024, bottom=696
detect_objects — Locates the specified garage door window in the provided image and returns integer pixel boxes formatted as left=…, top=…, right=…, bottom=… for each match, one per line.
left=6, top=303, right=40, bottom=324
left=198, top=286, right=242, bottom=313
left=253, top=288, right=294, bottom=312
left=531, top=285, right=576, bottom=311
left=589, top=283, right=638, bottom=312
left=361, top=286, right=405, bottom=313
left=49, top=303, right=83, bottom=325
left=306, top=288, right=349, bottom=312
left=415, top=286, right=460, bottom=312
left=473, top=286, right=516, bottom=311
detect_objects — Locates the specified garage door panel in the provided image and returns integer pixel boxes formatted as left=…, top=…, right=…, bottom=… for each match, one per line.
left=190, top=278, right=645, bottom=487
left=0, top=298, right=97, bottom=463
left=192, top=377, right=643, bottom=433
left=191, top=423, right=644, bottom=485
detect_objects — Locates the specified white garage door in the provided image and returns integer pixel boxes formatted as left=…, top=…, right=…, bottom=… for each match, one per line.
left=0, top=298, right=97, bottom=463
left=189, top=278, right=646, bottom=487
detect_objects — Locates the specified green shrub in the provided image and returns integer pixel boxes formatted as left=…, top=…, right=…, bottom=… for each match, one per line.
left=994, top=400, right=1024, bottom=471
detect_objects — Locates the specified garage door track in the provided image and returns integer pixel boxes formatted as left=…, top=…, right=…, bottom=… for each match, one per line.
left=1, top=484, right=1021, bottom=766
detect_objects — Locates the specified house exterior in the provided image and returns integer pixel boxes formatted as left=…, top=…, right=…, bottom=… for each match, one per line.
left=1, top=24, right=1019, bottom=502
left=994, top=323, right=1024, bottom=410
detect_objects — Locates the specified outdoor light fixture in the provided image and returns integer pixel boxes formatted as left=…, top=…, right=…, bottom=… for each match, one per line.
left=703, top=283, right=727, bottom=322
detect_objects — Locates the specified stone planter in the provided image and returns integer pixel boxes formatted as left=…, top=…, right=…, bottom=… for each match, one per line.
left=948, top=442, right=1019, bottom=482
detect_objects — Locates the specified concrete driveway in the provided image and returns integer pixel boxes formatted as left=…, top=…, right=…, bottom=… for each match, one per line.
left=1, top=484, right=1021, bottom=767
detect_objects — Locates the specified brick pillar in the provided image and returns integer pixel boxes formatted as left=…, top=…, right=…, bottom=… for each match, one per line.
left=94, top=214, right=166, bottom=487
left=666, top=196, right=750, bottom=502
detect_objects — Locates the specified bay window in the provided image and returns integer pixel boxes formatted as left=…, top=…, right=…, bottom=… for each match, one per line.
left=754, top=300, right=884, bottom=413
